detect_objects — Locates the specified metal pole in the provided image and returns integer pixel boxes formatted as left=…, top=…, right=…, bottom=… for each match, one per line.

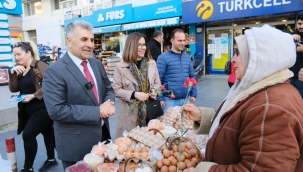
left=5, top=137, right=17, bottom=172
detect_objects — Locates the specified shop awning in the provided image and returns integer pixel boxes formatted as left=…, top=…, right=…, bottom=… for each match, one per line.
left=122, top=17, right=180, bottom=31
left=93, top=25, right=121, bottom=34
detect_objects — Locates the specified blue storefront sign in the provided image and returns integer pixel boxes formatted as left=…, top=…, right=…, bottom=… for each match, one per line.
left=64, top=0, right=182, bottom=32
left=65, top=4, right=133, bottom=29
left=0, top=0, right=22, bottom=15
left=182, top=0, right=303, bottom=24
left=133, top=1, right=182, bottom=22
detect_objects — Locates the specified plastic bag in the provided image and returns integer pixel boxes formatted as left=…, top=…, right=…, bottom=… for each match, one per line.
left=114, top=131, right=132, bottom=149
left=65, top=161, right=92, bottom=172
left=184, top=130, right=209, bottom=153
left=96, top=162, right=119, bottom=172
left=91, top=141, right=108, bottom=157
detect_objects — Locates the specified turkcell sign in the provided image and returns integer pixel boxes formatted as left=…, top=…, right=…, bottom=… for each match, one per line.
left=0, top=0, right=22, bottom=15
left=182, top=0, right=303, bottom=24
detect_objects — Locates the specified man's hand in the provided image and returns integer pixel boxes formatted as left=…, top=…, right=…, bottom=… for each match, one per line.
left=190, top=97, right=196, bottom=104
left=299, top=68, right=303, bottom=82
left=22, top=94, right=35, bottom=103
left=135, top=92, right=149, bottom=102
left=297, top=43, right=303, bottom=53
left=293, top=34, right=301, bottom=42
left=183, top=103, right=202, bottom=122
left=99, top=99, right=115, bottom=118
left=160, top=100, right=165, bottom=109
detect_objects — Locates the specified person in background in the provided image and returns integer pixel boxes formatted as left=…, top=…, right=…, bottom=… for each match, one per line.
left=42, top=20, right=115, bottom=170
left=227, top=49, right=237, bottom=88
left=113, top=32, right=161, bottom=138
left=183, top=25, right=303, bottom=172
left=291, top=12, right=303, bottom=98
left=148, top=30, right=163, bottom=62
left=9, top=41, right=57, bottom=172
left=157, top=29, right=197, bottom=112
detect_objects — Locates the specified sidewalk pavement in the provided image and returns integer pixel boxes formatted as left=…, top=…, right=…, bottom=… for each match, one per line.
left=0, top=75, right=229, bottom=171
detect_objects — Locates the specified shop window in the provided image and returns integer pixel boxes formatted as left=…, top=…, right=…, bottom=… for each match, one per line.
left=93, top=32, right=126, bottom=59
left=24, top=0, right=42, bottom=16
left=27, top=30, right=37, bottom=44
left=206, top=29, right=232, bottom=74
left=53, top=0, right=77, bottom=9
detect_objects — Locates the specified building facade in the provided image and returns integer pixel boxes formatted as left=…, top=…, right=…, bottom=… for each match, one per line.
left=182, top=0, right=303, bottom=75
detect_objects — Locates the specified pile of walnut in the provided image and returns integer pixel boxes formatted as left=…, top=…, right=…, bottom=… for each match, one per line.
left=156, top=141, right=199, bottom=172
left=158, top=107, right=193, bottom=130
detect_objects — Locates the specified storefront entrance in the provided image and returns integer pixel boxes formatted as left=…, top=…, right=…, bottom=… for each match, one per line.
left=205, top=18, right=295, bottom=74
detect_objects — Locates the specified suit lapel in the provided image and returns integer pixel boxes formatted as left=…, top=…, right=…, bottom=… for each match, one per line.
left=63, top=54, right=98, bottom=105
left=89, top=59, right=102, bottom=104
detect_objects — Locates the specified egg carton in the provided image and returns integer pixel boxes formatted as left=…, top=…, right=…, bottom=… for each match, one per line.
left=103, top=143, right=125, bottom=162
left=128, top=126, right=165, bottom=149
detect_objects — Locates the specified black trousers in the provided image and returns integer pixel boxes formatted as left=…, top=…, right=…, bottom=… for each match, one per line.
left=22, top=108, right=55, bottom=168
left=61, top=124, right=111, bottom=171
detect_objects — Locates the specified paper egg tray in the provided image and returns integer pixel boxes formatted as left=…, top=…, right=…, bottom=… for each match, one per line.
left=128, top=126, right=166, bottom=149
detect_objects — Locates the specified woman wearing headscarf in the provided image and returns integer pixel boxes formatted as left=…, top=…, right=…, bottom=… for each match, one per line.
left=183, top=25, right=303, bottom=171
left=113, top=32, right=161, bottom=138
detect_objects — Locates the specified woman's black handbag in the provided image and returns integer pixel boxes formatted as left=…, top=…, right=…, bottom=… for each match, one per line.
left=146, top=99, right=163, bottom=120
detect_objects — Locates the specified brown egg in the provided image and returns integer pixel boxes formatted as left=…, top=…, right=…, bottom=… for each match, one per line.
left=179, top=162, right=186, bottom=170
left=168, top=166, right=176, bottom=172
left=126, top=147, right=133, bottom=153
left=178, top=155, right=185, bottom=162
left=187, top=161, right=195, bottom=168
left=162, top=158, right=170, bottom=166
left=183, top=151, right=191, bottom=159
left=141, top=147, right=149, bottom=153
left=163, top=149, right=170, bottom=158
left=191, top=157, right=198, bottom=165
left=174, top=152, right=179, bottom=159
left=181, top=143, right=187, bottom=151
left=168, top=156, right=175, bottom=162
left=141, top=152, right=148, bottom=160
left=161, top=166, right=168, bottom=172
left=172, top=145, right=178, bottom=152
left=171, top=159, right=178, bottom=166
left=117, top=146, right=124, bottom=155
left=156, top=160, right=163, bottom=169
left=186, top=142, right=192, bottom=149
left=134, top=148, right=140, bottom=153
left=133, top=152, right=140, bottom=157
left=169, top=150, right=174, bottom=156
left=125, top=152, right=132, bottom=159
left=189, top=149, right=196, bottom=157
left=184, top=159, right=190, bottom=164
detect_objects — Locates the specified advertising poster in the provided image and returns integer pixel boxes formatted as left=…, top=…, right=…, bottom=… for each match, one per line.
left=0, top=68, right=9, bottom=84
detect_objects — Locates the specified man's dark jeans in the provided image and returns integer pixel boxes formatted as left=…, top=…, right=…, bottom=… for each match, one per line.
left=290, top=78, right=303, bottom=99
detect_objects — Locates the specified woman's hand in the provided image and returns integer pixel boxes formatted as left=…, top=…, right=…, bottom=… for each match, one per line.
left=11, top=65, right=26, bottom=75
left=183, top=103, right=202, bottom=122
left=22, top=94, right=35, bottom=103
left=135, top=92, right=149, bottom=102
left=149, top=89, right=157, bottom=100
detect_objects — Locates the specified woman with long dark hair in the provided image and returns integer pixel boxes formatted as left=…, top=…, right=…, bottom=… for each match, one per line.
left=113, top=32, right=161, bottom=138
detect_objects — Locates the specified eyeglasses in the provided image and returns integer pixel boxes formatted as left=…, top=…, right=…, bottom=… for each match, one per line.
left=138, top=43, right=146, bottom=49
left=233, top=48, right=239, bottom=56
left=12, top=42, right=29, bottom=48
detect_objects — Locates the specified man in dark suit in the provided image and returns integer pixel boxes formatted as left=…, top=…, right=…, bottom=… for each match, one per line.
left=148, top=30, right=163, bottom=62
left=42, top=20, right=115, bottom=170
